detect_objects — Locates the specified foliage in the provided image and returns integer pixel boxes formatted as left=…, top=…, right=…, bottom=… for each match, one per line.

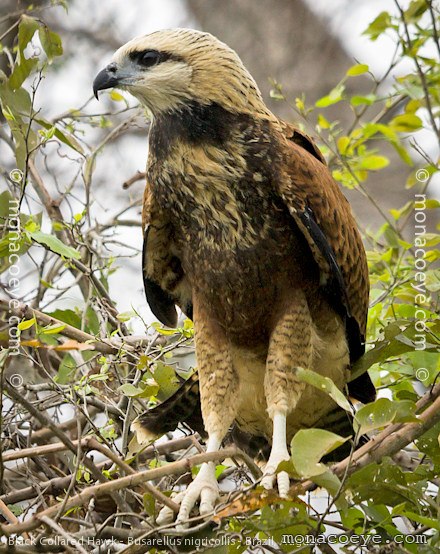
left=0, top=1, right=439, bottom=553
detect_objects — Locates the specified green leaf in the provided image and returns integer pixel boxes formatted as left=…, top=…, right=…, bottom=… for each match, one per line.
left=17, top=317, right=36, bottom=331
left=405, top=98, right=422, bottom=113
left=393, top=507, right=440, bottom=531
left=353, top=320, right=439, bottom=380
left=0, top=81, right=38, bottom=169
left=392, top=140, right=413, bottom=166
left=153, top=362, right=180, bottom=400
left=341, top=507, right=366, bottom=532
left=414, top=421, right=440, bottom=463
left=390, top=114, right=423, bottom=132
left=347, top=460, right=417, bottom=507
left=359, top=155, right=390, bottom=170
left=17, top=15, right=39, bottom=53
left=363, top=11, right=392, bottom=40
left=354, top=398, right=417, bottom=434
left=38, top=25, right=63, bottom=62
left=110, top=90, right=124, bottom=102
left=315, top=84, right=345, bottom=108
left=28, top=230, right=81, bottom=259
left=0, top=234, right=28, bottom=271
left=46, top=309, right=81, bottom=329
left=296, top=367, right=351, bottom=411
left=35, top=118, right=84, bottom=155
left=151, top=322, right=177, bottom=334
left=404, top=0, right=429, bottom=21
left=389, top=200, right=413, bottom=221
left=55, top=353, right=76, bottom=384
left=183, top=318, right=193, bottom=331
left=142, top=492, right=156, bottom=517
left=337, top=136, right=351, bottom=155
left=295, top=97, right=305, bottom=112
left=0, top=350, right=9, bottom=370
left=118, top=383, right=145, bottom=397
left=317, top=114, right=330, bottom=129
left=41, top=323, right=66, bottom=335
left=406, top=164, right=437, bottom=187
left=269, top=89, right=284, bottom=101
left=116, top=311, right=136, bottom=322
left=8, top=15, right=40, bottom=90
left=118, top=382, right=159, bottom=398
left=6, top=504, right=24, bottom=517
left=346, top=64, right=369, bottom=76
left=313, top=470, right=348, bottom=509
left=290, top=429, right=348, bottom=478
left=426, top=199, right=440, bottom=209
left=9, top=57, right=38, bottom=90
left=215, top=464, right=228, bottom=479
left=350, top=94, right=376, bottom=106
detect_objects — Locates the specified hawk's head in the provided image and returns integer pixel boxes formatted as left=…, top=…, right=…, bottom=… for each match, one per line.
left=93, top=28, right=270, bottom=117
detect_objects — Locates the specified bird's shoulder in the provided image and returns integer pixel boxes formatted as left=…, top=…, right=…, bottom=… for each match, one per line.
left=274, top=119, right=369, bottom=352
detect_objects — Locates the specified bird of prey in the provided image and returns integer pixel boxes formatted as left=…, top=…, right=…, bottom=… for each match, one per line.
left=93, top=28, right=375, bottom=525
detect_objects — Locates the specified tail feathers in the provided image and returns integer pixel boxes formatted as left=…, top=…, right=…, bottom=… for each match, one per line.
left=229, top=425, right=271, bottom=462
left=131, top=373, right=205, bottom=445
left=318, top=406, right=361, bottom=462
left=230, top=408, right=360, bottom=464
left=348, top=371, right=376, bottom=404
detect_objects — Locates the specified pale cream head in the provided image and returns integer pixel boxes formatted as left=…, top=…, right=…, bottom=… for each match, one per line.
left=93, top=28, right=273, bottom=118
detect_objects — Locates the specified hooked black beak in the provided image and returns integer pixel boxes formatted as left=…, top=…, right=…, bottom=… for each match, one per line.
left=93, top=63, right=119, bottom=100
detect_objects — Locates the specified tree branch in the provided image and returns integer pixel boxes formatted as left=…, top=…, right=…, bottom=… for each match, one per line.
left=0, top=446, right=246, bottom=535
left=1, top=299, right=139, bottom=358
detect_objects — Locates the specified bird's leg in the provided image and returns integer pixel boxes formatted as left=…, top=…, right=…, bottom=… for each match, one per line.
left=261, top=410, right=291, bottom=497
left=156, top=432, right=223, bottom=527
left=174, top=432, right=222, bottom=526
left=159, top=296, right=239, bottom=528
left=262, top=290, right=313, bottom=497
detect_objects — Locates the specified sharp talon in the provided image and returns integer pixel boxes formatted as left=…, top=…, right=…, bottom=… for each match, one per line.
left=262, top=443, right=291, bottom=496
left=165, top=462, right=220, bottom=525
left=261, top=468, right=276, bottom=490
left=156, top=506, right=175, bottom=526
left=277, top=471, right=290, bottom=498
left=156, top=491, right=185, bottom=526
left=199, top=486, right=218, bottom=515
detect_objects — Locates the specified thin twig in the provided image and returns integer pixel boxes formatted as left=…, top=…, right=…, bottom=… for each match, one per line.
left=1, top=299, right=139, bottom=358
left=3, top=381, right=134, bottom=517
left=0, top=446, right=244, bottom=535
left=39, top=515, right=88, bottom=554
left=122, top=171, right=147, bottom=190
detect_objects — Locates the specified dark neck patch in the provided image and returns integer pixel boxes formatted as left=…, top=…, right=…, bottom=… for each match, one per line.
left=150, top=101, right=240, bottom=157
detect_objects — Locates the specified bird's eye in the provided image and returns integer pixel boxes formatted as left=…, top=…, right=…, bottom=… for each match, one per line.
left=138, top=50, right=161, bottom=68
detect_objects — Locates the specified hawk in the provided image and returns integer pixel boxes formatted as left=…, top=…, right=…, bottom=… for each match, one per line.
left=93, top=28, right=375, bottom=525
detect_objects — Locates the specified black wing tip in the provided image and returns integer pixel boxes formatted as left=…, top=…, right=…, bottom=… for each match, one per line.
left=348, top=373, right=376, bottom=404
left=300, top=207, right=371, bottom=384
left=184, top=303, right=194, bottom=322
left=144, top=277, right=178, bottom=328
